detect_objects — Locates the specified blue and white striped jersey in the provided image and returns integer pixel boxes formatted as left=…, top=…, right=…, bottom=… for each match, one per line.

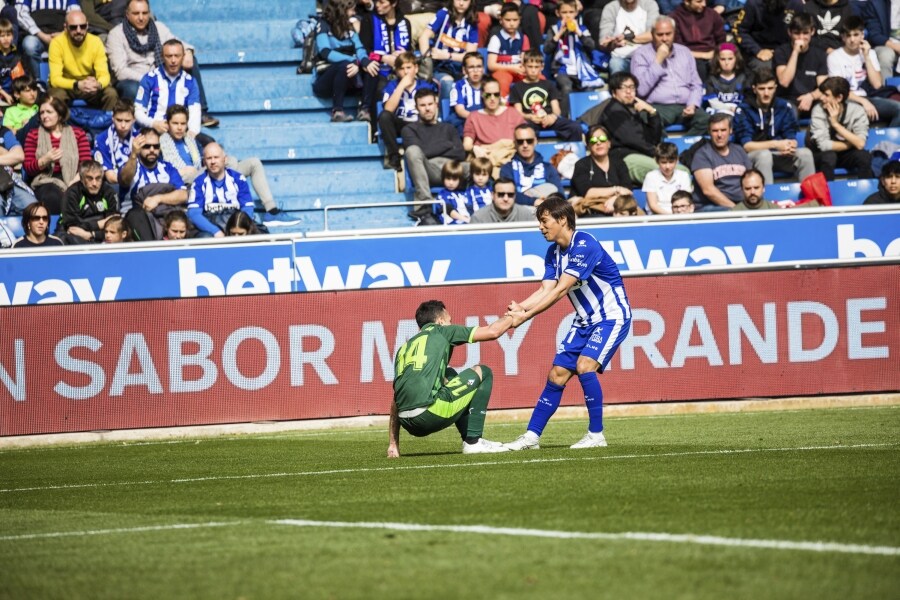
left=543, top=230, right=630, bottom=327
left=134, top=67, right=201, bottom=131
left=449, top=78, right=481, bottom=111
left=187, top=169, right=252, bottom=214
left=93, top=124, right=138, bottom=172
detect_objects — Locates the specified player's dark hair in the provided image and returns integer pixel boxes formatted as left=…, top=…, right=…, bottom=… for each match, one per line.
left=535, top=194, right=575, bottom=230
left=416, top=300, right=447, bottom=328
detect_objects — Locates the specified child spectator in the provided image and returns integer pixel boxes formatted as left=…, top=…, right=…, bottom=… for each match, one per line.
left=467, top=156, right=493, bottom=212
left=419, top=0, right=478, bottom=99
left=486, top=3, right=530, bottom=99
left=434, top=159, right=470, bottom=223
left=543, top=0, right=603, bottom=117
left=704, top=43, right=747, bottom=115
left=358, top=0, right=413, bottom=121
left=787, top=0, right=855, bottom=53
left=449, top=51, right=485, bottom=134
left=225, top=211, right=260, bottom=236
left=163, top=210, right=190, bottom=240
left=612, top=193, right=642, bottom=216
left=2, top=76, right=38, bottom=132
left=827, top=16, right=900, bottom=128
left=774, top=12, right=827, bottom=117
left=642, top=142, right=693, bottom=214
left=93, top=99, right=138, bottom=186
left=378, top=51, right=437, bottom=170
left=510, top=49, right=583, bottom=141
left=806, top=76, right=873, bottom=180
left=669, top=189, right=696, bottom=214
left=0, top=18, right=24, bottom=105
left=103, top=214, right=132, bottom=243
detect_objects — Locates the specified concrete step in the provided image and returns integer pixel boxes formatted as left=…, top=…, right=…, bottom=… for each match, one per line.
left=154, top=0, right=316, bottom=22
left=210, top=120, right=377, bottom=155
left=265, top=161, right=397, bottom=197
left=277, top=192, right=408, bottom=211
left=211, top=141, right=380, bottom=162
left=169, top=19, right=297, bottom=49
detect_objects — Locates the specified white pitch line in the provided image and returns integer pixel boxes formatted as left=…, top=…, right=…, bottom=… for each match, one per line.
left=0, top=521, right=243, bottom=542
left=0, top=442, right=895, bottom=494
left=271, top=519, right=900, bottom=557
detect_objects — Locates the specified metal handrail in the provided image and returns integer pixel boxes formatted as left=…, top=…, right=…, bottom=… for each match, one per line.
left=322, top=199, right=446, bottom=231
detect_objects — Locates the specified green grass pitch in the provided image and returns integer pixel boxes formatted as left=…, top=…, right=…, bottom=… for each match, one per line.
left=1, top=406, right=898, bottom=599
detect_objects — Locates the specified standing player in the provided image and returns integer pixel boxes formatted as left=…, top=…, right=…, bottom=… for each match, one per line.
left=504, top=194, right=632, bottom=450
left=388, top=300, right=515, bottom=458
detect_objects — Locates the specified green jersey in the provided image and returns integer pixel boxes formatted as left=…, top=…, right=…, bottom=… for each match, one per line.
left=392, top=323, right=476, bottom=411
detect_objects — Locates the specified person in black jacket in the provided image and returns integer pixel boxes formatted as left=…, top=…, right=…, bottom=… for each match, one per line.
left=864, top=159, right=900, bottom=205
left=55, top=159, right=118, bottom=244
left=402, top=88, right=468, bottom=221
left=733, top=0, right=791, bottom=71
left=600, top=71, right=663, bottom=185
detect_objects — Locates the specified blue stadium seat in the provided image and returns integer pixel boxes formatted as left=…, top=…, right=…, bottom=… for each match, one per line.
left=828, top=178, right=878, bottom=206
left=865, top=127, right=900, bottom=150
left=664, top=135, right=704, bottom=154
left=765, top=182, right=801, bottom=201
left=631, top=188, right=649, bottom=213
left=885, top=76, right=900, bottom=89
left=569, top=90, right=610, bottom=122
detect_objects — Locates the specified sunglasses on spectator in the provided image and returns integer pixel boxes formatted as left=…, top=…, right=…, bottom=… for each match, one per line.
left=31, top=214, right=49, bottom=222
left=495, top=191, right=516, bottom=197
left=588, top=135, right=609, bottom=144
left=482, top=92, right=501, bottom=99
left=142, top=144, right=161, bottom=150
left=515, top=138, right=536, bottom=146
left=67, top=24, right=88, bottom=31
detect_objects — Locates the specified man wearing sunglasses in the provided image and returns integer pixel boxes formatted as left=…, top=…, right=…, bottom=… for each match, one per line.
left=47, top=10, right=119, bottom=111
left=463, top=78, right=525, bottom=176
left=498, top=124, right=563, bottom=206
left=470, top=176, right=535, bottom=223
left=118, top=127, right=186, bottom=216
left=15, top=0, right=80, bottom=82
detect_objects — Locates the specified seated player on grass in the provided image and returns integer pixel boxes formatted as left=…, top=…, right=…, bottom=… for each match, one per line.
left=388, top=300, right=515, bottom=458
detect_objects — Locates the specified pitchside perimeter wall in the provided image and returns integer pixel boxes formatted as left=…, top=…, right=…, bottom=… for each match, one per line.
left=1, top=260, right=898, bottom=436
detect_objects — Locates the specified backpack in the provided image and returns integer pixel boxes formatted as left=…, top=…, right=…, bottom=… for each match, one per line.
left=292, top=16, right=320, bottom=74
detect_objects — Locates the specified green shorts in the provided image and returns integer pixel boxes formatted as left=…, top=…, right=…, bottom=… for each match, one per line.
left=398, top=368, right=483, bottom=437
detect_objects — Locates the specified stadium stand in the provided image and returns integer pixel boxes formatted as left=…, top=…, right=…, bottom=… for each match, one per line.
left=153, top=0, right=411, bottom=233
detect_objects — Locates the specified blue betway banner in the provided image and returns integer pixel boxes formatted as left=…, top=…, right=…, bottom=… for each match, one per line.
left=1, top=212, right=898, bottom=305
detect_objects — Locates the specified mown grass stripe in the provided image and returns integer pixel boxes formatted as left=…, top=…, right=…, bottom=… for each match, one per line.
left=0, top=442, right=894, bottom=494
left=0, top=522, right=242, bottom=541
left=271, top=519, right=900, bottom=557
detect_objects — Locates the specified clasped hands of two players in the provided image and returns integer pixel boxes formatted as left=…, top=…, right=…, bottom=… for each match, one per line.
left=505, top=301, right=528, bottom=327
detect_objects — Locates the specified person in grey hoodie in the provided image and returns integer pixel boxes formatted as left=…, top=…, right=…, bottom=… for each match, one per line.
left=806, top=76, right=873, bottom=180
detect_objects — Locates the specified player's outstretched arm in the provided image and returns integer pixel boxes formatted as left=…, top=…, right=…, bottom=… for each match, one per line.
left=387, top=400, right=401, bottom=458
left=512, top=280, right=557, bottom=313
left=472, top=315, right=515, bottom=342
left=510, top=274, right=578, bottom=326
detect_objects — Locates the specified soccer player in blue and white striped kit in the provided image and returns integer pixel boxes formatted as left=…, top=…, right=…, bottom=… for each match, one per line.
left=505, top=194, right=632, bottom=450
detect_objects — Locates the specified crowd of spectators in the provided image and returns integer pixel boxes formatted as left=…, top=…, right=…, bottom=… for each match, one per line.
left=1, top=0, right=301, bottom=248
left=310, top=0, right=900, bottom=224
left=3, top=0, right=899, bottom=249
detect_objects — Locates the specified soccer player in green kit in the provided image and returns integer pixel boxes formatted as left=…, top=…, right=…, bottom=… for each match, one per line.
left=387, top=300, right=516, bottom=458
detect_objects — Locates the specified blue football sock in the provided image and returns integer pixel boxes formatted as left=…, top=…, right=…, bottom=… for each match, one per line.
left=527, top=380, right=565, bottom=436
left=578, top=372, right=604, bottom=433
